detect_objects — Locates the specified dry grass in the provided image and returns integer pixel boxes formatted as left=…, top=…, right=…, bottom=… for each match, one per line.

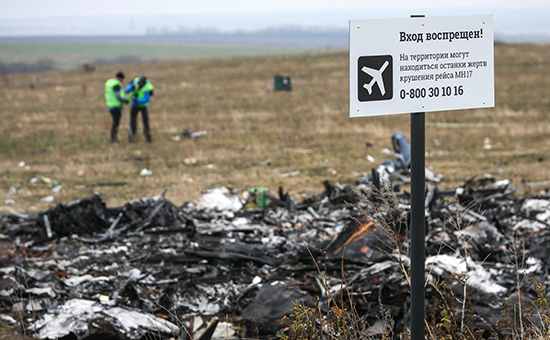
left=1, top=43, right=550, bottom=211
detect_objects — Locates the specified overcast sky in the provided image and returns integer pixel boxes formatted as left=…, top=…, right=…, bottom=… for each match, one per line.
left=3, top=0, right=549, bottom=18
left=2, top=0, right=550, bottom=37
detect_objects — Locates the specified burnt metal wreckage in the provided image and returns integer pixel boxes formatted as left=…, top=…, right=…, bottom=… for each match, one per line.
left=1, top=175, right=550, bottom=339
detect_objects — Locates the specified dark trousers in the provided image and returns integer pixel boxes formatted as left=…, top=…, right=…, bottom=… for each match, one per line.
left=130, top=105, right=151, bottom=142
left=109, top=107, right=122, bottom=142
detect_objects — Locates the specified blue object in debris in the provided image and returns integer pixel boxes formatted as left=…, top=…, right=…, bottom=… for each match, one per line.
left=391, top=131, right=410, bottom=169
left=358, top=131, right=411, bottom=185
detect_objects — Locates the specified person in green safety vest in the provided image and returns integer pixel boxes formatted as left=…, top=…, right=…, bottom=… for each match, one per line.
left=125, top=75, right=154, bottom=142
left=104, top=71, right=129, bottom=143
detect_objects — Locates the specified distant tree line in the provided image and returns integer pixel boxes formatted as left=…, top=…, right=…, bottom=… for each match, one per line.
left=0, top=58, right=55, bottom=75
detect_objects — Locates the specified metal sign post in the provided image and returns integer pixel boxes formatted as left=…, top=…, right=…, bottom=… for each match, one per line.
left=410, top=14, right=425, bottom=340
left=410, top=111, right=425, bottom=340
left=349, top=14, right=494, bottom=340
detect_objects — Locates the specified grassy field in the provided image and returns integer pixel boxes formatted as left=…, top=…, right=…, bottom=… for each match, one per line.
left=0, top=41, right=315, bottom=69
left=1, top=43, right=550, bottom=212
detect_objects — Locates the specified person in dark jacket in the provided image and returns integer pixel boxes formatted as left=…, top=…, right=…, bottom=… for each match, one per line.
left=104, top=71, right=129, bottom=143
left=125, top=75, right=154, bottom=142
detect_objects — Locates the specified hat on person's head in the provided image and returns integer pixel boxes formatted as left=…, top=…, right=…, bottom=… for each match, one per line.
left=115, top=71, right=125, bottom=79
left=138, top=76, right=147, bottom=85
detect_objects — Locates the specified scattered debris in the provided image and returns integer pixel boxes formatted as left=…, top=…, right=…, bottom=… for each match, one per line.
left=51, top=185, right=63, bottom=193
left=0, top=176, right=549, bottom=339
left=243, top=187, right=270, bottom=208
left=30, top=176, right=59, bottom=187
left=139, top=168, right=153, bottom=176
left=31, top=299, right=179, bottom=340
left=182, top=128, right=208, bottom=141
left=279, top=171, right=300, bottom=178
left=40, top=195, right=55, bottom=202
left=484, top=137, right=492, bottom=150
left=358, top=131, right=441, bottom=187
left=197, top=186, right=242, bottom=212
left=184, top=157, right=198, bottom=166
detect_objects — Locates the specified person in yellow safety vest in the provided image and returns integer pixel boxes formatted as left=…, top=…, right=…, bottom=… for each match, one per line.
left=104, top=71, right=129, bottom=143
left=125, top=75, right=154, bottom=142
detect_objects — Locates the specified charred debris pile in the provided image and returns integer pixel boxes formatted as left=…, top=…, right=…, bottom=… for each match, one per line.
left=1, top=178, right=550, bottom=340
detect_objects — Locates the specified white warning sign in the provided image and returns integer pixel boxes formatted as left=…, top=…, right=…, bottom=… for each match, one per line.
left=350, top=15, right=494, bottom=117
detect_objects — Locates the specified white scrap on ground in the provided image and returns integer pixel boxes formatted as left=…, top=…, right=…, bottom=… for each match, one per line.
left=197, top=187, right=243, bottom=212
left=30, top=299, right=179, bottom=340
left=62, top=274, right=111, bottom=287
left=522, top=198, right=550, bottom=212
left=140, top=168, right=153, bottom=176
left=426, top=253, right=507, bottom=295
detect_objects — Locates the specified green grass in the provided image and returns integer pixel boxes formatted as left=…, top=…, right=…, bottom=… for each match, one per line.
left=0, top=41, right=316, bottom=69
left=1, top=44, right=550, bottom=211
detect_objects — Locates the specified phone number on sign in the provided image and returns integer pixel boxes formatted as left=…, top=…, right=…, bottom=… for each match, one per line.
left=399, top=85, right=464, bottom=99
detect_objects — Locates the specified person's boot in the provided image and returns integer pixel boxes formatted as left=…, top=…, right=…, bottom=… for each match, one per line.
left=145, top=133, right=152, bottom=143
left=110, top=131, right=119, bottom=143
